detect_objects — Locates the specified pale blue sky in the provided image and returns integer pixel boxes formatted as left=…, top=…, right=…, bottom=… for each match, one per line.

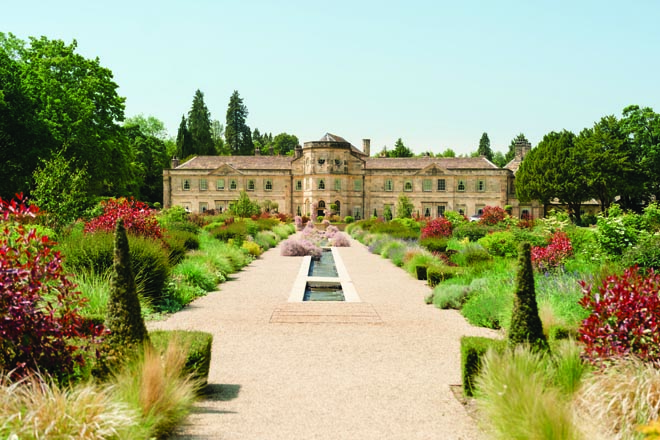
left=4, top=0, right=659, bottom=155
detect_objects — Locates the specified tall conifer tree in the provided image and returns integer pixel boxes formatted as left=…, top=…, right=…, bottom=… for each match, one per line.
left=188, top=89, right=215, bottom=155
left=225, top=90, right=253, bottom=155
left=175, top=115, right=193, bottom=159
left=477, top=132, right=493, bottom=161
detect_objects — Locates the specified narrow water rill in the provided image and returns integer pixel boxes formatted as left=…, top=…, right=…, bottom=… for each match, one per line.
left=288, top=247, right=359, bottom=302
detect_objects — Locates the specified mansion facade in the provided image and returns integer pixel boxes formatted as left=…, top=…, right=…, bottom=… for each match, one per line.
left=162, top=133, right=541, bottom=220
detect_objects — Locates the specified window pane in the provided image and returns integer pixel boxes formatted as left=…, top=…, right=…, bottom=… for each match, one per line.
left=423, top=179, right=431, bottom=191
left=217, top=179, right=225, bottom=190
left=457, top=180, right=465, bottom=191
left=183, top=179, right=191, bottom=190
left=385, top=179, right=393, bottom=191
left=437, top=179, right=446, bottom=191
left=200, top=179, right=207, bottom=190
left=354, top=180, right=362, bottom=191
left=318, top=179, right=325, bottom=190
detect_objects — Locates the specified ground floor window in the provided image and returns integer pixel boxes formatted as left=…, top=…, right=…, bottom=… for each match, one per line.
left=353, top=206, right=362, bottom=220
left=199, top=202, right=208, bottom=212
left=437, top=205, right=446, bottom=217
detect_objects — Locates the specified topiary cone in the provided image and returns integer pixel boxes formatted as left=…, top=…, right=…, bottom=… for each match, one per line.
left=508, top=242, right=548, bottom=350
left=105, top=218, right=149, bottom=349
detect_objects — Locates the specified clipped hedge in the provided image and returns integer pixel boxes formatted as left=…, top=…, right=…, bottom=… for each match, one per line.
left=150, top=330, right=213, bottom=387
left=460, top=336, right=506, bottom=397
left=427, top=266, right=461, bottom=287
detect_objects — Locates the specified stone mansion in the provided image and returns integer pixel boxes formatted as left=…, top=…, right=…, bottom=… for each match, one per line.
left=162, top=133, right=541, bottom=220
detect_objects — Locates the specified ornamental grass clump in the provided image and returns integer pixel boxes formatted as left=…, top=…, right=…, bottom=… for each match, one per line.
left=578, top=266, right=660, bottom=364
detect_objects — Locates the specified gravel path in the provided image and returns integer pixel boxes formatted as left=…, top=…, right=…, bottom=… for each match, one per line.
left=149, top=237, right=495, bottom=439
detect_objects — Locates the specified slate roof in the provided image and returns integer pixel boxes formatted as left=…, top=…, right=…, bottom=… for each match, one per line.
left=365, top=156, right=501, bottom=170
left=175, top=155, right=293, bottom=170
left=316, top=133, right=368, bottom=156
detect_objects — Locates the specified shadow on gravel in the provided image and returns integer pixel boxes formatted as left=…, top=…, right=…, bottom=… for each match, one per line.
left=201, top=383, right=241, bottom=401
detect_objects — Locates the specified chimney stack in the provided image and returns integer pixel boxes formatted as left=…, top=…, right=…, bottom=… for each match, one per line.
left=362, top=139, right=371, bottom=156
left=515, top=139, right=532, bottom=160
left=255, top=147, right=261, bottom=156
left=171, top=156, right=180, bottom=169
left=294, top=144, right=302, bottom=159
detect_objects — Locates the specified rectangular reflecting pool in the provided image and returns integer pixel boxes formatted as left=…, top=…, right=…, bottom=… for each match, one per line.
left=308, top=249, right=338, bottom=278
left=303, top=283, right=345, bottom=301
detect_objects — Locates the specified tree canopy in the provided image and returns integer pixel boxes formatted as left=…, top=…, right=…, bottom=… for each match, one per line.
left=225, top=90, right=253, bottom=155
left=516, top=130, right=590, bottom=223
left=389, top=138, right=414, bottom=157
left=477, top=132, right=493, bottom=161
left=188, top=89, right=215, bottom=155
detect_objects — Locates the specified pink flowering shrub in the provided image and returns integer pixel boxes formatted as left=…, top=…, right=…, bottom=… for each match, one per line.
left=0, top=195, right=105, bottom=381
left=331, top=232, right=351, bottom=247
left=531, top=231, right=573, bottom=271
left=325, top=225, right=339, bottom=239
left=280, top=238, right=322, bottom=258
left=579, top=267, right=660, bottom=363
left=479, top=206, right=507, bottom=226
left=84, top=197, right=161, bottom=239
left=421, top=217, right=453, bottom=239
left=294, top=215, right=303, bottom=231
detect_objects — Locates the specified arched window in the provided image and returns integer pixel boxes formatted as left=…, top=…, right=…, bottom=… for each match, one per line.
left=318, top=179, right=325, bottom=190
left=265, top=180, right=273, bottom=191
left=457, top=180, right=466, bottom=191
left=318, top=200, right=326, bottom=208
left=404, top=181, right=413, bottom=192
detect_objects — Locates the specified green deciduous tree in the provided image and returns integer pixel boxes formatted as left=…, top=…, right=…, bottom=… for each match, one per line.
left=516, top=130, right=590, bottom=224
left=272, top=132, right=299, bottom=156
left=389, top=138, right=414, bottom=157
left=211, top=119, right=227, bottom=154
left=230, top=190, right=260, bottom=218
left=396, top=193, right=414, bottom=218
left=441, top=148, right=456, bottom=158
left=188, top=89, right=215, bottom=155
left=124, top=124, right=170, bottom=203
left=620, top=105, right=660, bottom=207
left=124, top=114, right=167, bottom=139
left=31, top=153, right=92, bottom=230
left=477, top=132, right=493, bottom=161
left=225, top=90, right=253, bottom=155
left=15, top=35, right=131, bottom=196
left=0, top=48, right=53, bottom=199
left=576, top=115, right=634, bottom=212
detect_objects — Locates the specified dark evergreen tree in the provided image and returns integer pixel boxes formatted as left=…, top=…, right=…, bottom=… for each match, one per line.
left=105, top=219, right=149, bottom=350
left=477, top=132, right=493, bottom=161
left=508, top=242, right=548, bottom=351
left=389, top=138, right=413, bottom=157
left=175, top=115, right=193, bottom=159
left=188, top=89, right=215, bottom=155
left=225, top=90, right=253, bottom=155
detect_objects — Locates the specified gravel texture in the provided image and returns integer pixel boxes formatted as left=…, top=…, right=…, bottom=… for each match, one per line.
left=149, top=237, right=496, bottom=439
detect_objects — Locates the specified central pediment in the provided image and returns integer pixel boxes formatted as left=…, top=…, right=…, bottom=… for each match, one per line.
left=210, top=163, right=243, bottom=175
left=416, top=163, right=448, bottom=176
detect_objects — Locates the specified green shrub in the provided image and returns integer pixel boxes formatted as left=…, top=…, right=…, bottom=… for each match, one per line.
left=451, top=242, right=492, bottom=266
left=211, top=222, right=248, bottom=243
left=164, top=220, right=200, bottom=234
left=242, top=240, right=262, bottom=257
left=344, top=215, right=354, bottom=224
left=172, top=259, right=218, bottom=292
left=461, top=288, right=512, bottom=329
left=452, top=222, right=494, bottom=241
left=621, top=234, right=660, bottom=269
left=371, top=221, right=419, bottom=240
left=254, top=230, right=278, bottom=250
left=403, top=251, right=436, bottom=277
left=460, top=336, right=506, bottom=397
left=162, top=229, right=200, bottom=264
left=149, top=330, right=213, bottom=386
left=433, top=284, right=471, bottom=309
left=427, top=266, right=461, bottom=287
left=420, top=237, right=449, bottom=252
left=59, top=230, right=170, bottom=302
left=478, top=231, right=518, bottom=257
left=272, top=223, right=294, bottom=240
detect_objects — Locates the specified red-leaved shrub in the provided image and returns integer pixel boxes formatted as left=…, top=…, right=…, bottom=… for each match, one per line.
left=0, top=195, right=105, bottom=381
left=84, top=197, right=162, bottom=239
left=421, top=217, right=453, bottom=239
left=531, top=231, right=573, bottom=271
left=579, top=267, right=660, bottom=363
left=478, top=206, right=507, bottom=226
